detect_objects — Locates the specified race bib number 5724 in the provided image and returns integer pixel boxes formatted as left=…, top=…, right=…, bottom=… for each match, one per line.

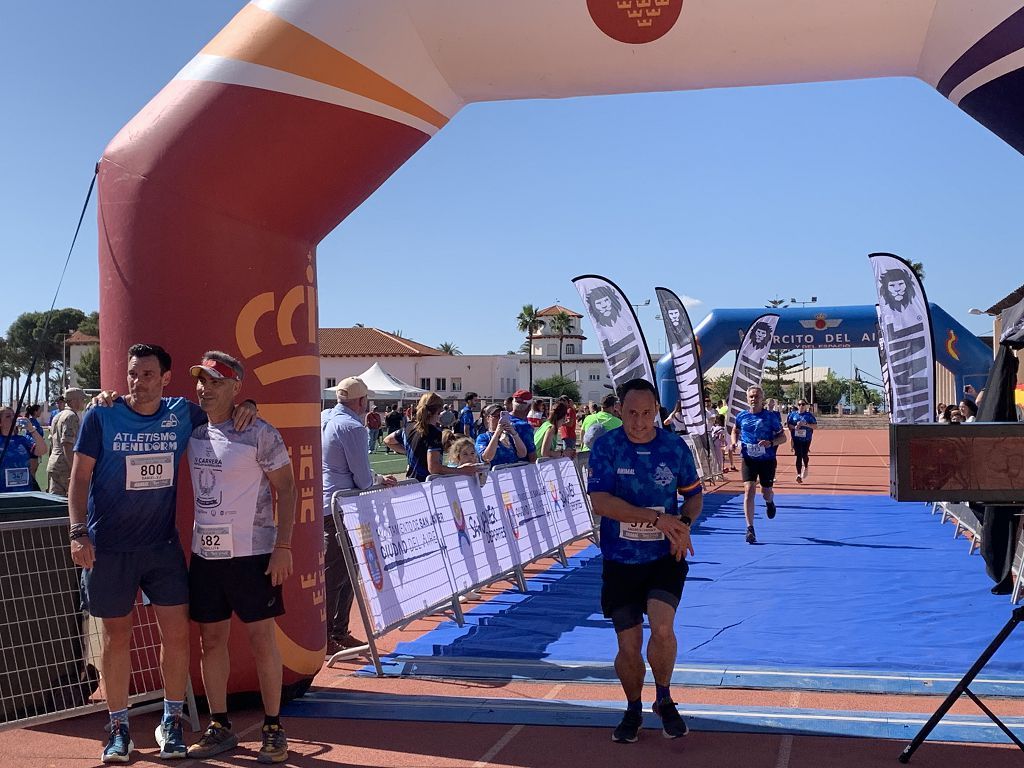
left=125, top=452, right=174, bottom=491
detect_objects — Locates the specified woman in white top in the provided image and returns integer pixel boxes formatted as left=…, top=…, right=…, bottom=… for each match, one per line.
left=959, top=399, right=978, bottom=423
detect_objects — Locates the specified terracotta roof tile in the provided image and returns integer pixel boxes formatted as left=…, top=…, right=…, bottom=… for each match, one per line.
left=537, top=305, right=583, bottom=317
left=319, top=328, right=444, bottom=357
left=66, top=331, right=99, bottom=344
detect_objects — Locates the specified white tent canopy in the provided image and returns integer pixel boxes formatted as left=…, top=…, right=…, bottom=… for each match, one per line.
left=321, top=362, right=428, bottom=401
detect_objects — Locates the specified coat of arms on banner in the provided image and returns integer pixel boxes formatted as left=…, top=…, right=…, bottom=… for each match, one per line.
left=451, top=499, right=471, bottom=547
left=357, top=522, right=384, bottom=591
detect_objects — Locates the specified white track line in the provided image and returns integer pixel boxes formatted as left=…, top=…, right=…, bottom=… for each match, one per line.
left=472, top=683, right=565, bottom=767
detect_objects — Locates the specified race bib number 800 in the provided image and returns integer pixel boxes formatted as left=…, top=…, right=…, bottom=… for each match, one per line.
left=125, top=452, right=174, bottom=491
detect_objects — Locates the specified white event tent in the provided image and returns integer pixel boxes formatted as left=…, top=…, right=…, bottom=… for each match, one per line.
left=320, top=362, right=428, bottom=402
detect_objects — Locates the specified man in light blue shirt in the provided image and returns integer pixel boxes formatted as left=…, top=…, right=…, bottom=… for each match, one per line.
left=321, top=377, right=395, bottom=654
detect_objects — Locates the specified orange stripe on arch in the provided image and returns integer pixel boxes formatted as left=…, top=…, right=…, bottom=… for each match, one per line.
left=201, top=4, right=448, bottom=130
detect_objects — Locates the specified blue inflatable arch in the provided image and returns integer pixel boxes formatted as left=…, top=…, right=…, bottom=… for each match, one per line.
left=656, top=304, right=990, bottom=407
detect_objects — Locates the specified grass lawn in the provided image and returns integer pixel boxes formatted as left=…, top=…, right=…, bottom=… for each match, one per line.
left=369, top=449, right=410, bottom=477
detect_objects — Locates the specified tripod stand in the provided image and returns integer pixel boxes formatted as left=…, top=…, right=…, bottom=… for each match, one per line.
left=899, top=605, right=1024, bottom=762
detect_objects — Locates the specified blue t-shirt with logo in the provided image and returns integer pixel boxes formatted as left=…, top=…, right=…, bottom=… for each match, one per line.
left=75, top=397, right=204, bottom=552
left=786, top=411, right=817, bottom=443
left=0, top=435, right=36, bottom=493
left=509, top=415, right=536, bottom=457
left=460, top=405, right=476, bottom=438
left=735, top=409, right=784, bottom=460
left=587, top=428, right=702, bottom=564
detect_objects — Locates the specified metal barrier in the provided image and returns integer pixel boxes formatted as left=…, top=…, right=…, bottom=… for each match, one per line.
left=330, top=457, right=598, bottom=676
left=0, top=501, right=198, bottom=732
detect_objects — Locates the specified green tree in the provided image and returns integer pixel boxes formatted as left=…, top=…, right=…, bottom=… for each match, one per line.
left=762, top=297, right=803, bottom=401
left=78, top=311, right=99, bottom=337
left=909, top=260, right=925, bottom=280
left=812, top=371, right=845, bottom=412
left=437, top=342, right=462, bottom=355
left=533, top=374, right=580, bottom=403
left=7, top=308, right=86, bottom=401
left=74, top=347, right=101, bottom=389
left=704, top=373, right=732, bottom=404
left=516, top=304, right=542, bottom=392
left=549, top=311, right=572, bottom=378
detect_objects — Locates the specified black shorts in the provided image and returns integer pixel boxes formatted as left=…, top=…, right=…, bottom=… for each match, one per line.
left=81, top=540, right=189, bottom=619
left=601, top=555, right=689, bottom=632
left=741, top=456, right=777, bottom=487
left=189, top=553, right=284, bottom=624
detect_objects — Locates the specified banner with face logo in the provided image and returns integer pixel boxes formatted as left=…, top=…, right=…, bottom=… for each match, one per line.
left=874, top=304, right=893, bottom=415
left=655, top=287, right=706, bottom=436
left=573, top=275, right=656, bottom=390
left=870, top=252, right=934, bottom=424
left=726, top=313, right=780, bottom=430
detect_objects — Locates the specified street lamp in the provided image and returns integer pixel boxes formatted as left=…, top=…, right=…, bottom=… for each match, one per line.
left=630, top=298, right=651, bottom=314
left=790, top=296, right=818, bottom=405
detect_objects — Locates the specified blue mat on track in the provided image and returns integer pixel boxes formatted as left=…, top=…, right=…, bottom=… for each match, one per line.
left=375, top=494, right=1024, bottom=693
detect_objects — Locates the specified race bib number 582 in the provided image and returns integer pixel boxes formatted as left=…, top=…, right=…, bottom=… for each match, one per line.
left=125, top=452, right=174, bottom=491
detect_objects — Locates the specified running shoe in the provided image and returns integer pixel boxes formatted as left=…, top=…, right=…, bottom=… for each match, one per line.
left=766, top=500, right=777, bottom=519
left=187, top=720, right=239, bottom=758
left=652, top=698, right=689, bottom=739
left=795, top=473, right=803, bottom=484
left=745, top=526, right=757, bottom=544
left=257, top=724, right=289, bottom=763
left=612, top=708, right=643, bottom=743
left=155, top=715, right=187, bottom=759
left=102, top=723, right=134, bottom=763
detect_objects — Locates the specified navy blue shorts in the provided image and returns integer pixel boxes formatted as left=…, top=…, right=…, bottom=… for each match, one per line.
left=81, top=540, right=189, bottom=618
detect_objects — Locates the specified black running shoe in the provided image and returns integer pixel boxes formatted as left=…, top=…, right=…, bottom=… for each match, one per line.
left=612, top=708, right=643, bottom=743
left=745, top=527, right=756, bottom=544
left=766, top=500, right=777, bottom=520
left=652, top=698, right=689, bottom=739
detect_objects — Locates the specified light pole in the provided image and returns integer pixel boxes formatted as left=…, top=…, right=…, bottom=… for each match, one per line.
left=630, top=298, right=651, bottom=314
left=790, top=296, right=818, bottom=404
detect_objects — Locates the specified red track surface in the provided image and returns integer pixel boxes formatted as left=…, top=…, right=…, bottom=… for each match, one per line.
left=7, top=428, right=1024, bottom=767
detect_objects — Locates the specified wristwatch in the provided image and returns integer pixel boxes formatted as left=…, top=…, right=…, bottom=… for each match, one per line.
left=680, top=515, right=692, bottom=527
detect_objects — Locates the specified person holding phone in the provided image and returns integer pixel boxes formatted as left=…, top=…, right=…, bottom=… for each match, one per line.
left=475, top=405, right=527, bottom=468
left=0, top=407, right=46, bottom=493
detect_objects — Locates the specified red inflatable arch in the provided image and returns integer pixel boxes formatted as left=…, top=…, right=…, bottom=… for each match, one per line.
left=98, top=1, right=1024, bottom=693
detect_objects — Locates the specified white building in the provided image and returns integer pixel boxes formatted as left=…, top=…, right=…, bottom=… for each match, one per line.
left=319, top=327, right=519, bottom=404
left=65, top=330, right=99, bottom=389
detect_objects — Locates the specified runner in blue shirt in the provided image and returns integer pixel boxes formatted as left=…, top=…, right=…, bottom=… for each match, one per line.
left=786, top=398, right=817, bottom=483
left=732, top=385, right=787, bottom=544
left=588, top=378, right=702, bottom=744
left=67, top=343, right=255, bottom=763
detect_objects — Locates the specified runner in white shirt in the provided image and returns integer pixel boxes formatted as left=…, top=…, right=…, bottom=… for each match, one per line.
left=185, top=352, right=296, bottom=764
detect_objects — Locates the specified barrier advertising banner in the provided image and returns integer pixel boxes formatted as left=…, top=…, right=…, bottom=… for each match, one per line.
left=573, top=274, right=656, bottom=389
left=337, top=459, right=596, bottom=635
left=869, top=252, right=934, bottom=424
left=492, top=463, right=563, bottom=565
left=536, top=458, right=593, bottom=543
left=655, top=286, right=706, bottom=437
left=726, top=313, right=780, bottom=429
left=339, top=483, right=455, bottom=634
left=428, top=474, right=517, bottom=592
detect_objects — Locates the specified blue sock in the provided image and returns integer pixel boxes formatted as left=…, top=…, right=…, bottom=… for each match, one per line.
left=163, top=699, right=184, bottom=721
left=109, top=708, right=128, bottom=731
left=655, top=684, right=671, bottom=703
left=626, top=698, right=642, bottom=714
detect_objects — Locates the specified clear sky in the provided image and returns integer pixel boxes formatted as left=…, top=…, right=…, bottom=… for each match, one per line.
left=3, top=2, right=1023, bottom=380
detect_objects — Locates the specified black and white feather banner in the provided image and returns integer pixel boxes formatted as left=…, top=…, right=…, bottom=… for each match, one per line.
left=655, top=287, right=706, bottom=436
left=726, top=313, right=780, bottom=430
left=573, top=275, right=656, bottom=390
left=869, top=252, right=934, bottom=424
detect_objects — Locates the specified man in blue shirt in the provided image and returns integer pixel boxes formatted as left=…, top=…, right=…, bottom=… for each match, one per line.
left=459, top=392, right=478, bottom=438
left=786, top=399, right=817, bottom=483
left=732, top=385, right=787, bottom=544
left=322, top=377, right=397, bottom=656
left=68, top=343, right=256, bottom=763
left=588, top=378, right=703, bottom=744
left=509, top=390, right=538, bottom=462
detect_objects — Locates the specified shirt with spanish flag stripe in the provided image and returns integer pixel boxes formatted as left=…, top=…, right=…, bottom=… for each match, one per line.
left=587, top=427, right=702, bottom=564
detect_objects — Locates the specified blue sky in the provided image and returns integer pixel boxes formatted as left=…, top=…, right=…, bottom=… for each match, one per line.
left=3, top=2, right=1022, bottom=379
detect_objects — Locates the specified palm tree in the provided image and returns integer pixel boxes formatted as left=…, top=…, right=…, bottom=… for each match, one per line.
left=516, top=304, right=542, bottom=392
left=549, top=311, right=572, bottom=378
left=909, top=260, right=925, bottom=280
left=437, top=341, right=462, bottom=355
